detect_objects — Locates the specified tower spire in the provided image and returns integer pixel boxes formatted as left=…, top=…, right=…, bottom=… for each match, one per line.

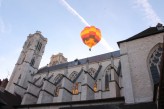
left=6, top=31, right=47, bottom=96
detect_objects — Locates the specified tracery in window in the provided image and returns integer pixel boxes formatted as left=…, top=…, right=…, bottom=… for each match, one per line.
left=87, top=68, right=96, bottom=77
left=30, top=58, right=35, bottom=66
left=104, top=65, right=112, bottom=90
left=54, top=74, right=63, bottom=84
left=69, top=71, right=78, bottom=81
left=36, top=41, right=42, bottom=51
left=72, top=83, right=79, bottom=95
left=148, top=44, right=162, bottom=84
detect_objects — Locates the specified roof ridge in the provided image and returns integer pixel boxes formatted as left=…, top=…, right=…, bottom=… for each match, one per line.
left=117, top=26, right=164, bottom=46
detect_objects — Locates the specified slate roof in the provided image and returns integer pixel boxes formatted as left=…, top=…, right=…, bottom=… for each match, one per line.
left=117, top=24, right=164, bottom=46
left=37, top=50, right=120, bottom=74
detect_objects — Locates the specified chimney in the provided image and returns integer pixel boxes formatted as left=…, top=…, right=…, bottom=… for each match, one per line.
left=156, top=23, right=164, bottom=31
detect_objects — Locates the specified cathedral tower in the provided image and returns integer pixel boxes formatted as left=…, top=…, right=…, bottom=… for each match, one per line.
left=6, top=31, right=47, bottom=94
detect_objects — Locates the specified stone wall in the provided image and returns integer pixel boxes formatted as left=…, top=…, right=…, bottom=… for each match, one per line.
left=20, top=55, right=121, bottom=104
left=120, top=32, right=164, bottom=103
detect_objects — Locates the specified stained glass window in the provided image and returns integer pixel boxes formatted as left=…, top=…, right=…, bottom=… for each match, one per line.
left=148, top=44, right=162, bottom=84
left=72, top=83, right=79, bottom=95
left=93, top=82, right=97, bottom=92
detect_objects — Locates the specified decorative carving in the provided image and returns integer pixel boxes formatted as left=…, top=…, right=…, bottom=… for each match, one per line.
left=54, top=85, right=61, bottom=96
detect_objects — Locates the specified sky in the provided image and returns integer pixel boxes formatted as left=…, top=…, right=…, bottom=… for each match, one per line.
left=0, top=0, right=164, bottom=79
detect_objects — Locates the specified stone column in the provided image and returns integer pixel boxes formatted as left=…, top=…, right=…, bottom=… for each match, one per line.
left=120, top=43, right=134, bottom=103
left=37, top=80, right=55, bottom=104
left=57, top=76, right=73, bottom=102
left=81, top=72, right=95, bottom=100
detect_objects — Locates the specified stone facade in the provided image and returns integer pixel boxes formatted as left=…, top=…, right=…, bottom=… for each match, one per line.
left=119, top=32, right=164, bottom=103
left=20, top=51, right=121, bottom=104
left=5, top=24, right=164, bottom=108
left=6, top=31, right=47, bottom=96
left=49, top=53, right=67, bottom=66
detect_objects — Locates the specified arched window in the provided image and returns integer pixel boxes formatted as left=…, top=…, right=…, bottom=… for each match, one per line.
left=88, top=68, right=96, bottom=77
left=104, top=65, right=112, bottom=90
left=30, top=58, right=35, bottom=66
left=36, top=41, right=42, bottom=51
left=93, top=82, right=97, bottom=92
left=69, top=71, right=78, bottom=81
left=54, top=74, right=63, bottom=85
left=72, top=83, right=79, bottom=95
left=148, top=43, right=162, bottom=84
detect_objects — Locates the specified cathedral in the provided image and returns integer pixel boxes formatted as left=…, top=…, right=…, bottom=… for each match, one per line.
left=1, top=23, right=164, bottom=109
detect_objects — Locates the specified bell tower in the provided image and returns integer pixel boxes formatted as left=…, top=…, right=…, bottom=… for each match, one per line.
left=6, top=31, right=47, bottom=94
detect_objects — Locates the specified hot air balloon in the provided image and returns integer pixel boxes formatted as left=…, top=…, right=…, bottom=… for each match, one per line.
left=81, top=26, right=102, bottom=51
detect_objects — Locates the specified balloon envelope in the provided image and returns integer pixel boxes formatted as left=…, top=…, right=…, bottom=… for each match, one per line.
left=81, top=26, right=102, bottom=50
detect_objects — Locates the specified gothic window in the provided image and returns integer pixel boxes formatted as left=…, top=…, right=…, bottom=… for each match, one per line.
left=54, top=74, right=63, bottom=84
left=72, top=82, right=79, bottom=95
left=105, top=73, right=109, bottom=90
left=104, top=65, right=112, bottom=90
left=109, top=73, right=111, bottom=81
left=88, top=68, right=96, bottom=77
left=93, top=82, right=97, bottom=92
left=36, top=42, right=42, bottom=51
left=69, top=71, right=78, bottom=81
left=148, top=44, right=162, bottom=84
left=30, top=58, right=35, bottom=66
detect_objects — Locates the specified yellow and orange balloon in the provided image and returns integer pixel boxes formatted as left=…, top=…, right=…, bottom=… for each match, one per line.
left=81, top=26, right=102, bottom=51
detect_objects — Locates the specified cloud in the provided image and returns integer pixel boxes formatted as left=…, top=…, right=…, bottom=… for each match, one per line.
left=60, top=0, right=90, bottom=26
left=135, top=0, right=162, bottom=25
left=100, top=38, right=114, bottom=51
left=59, top=0, right=114, bottom=51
